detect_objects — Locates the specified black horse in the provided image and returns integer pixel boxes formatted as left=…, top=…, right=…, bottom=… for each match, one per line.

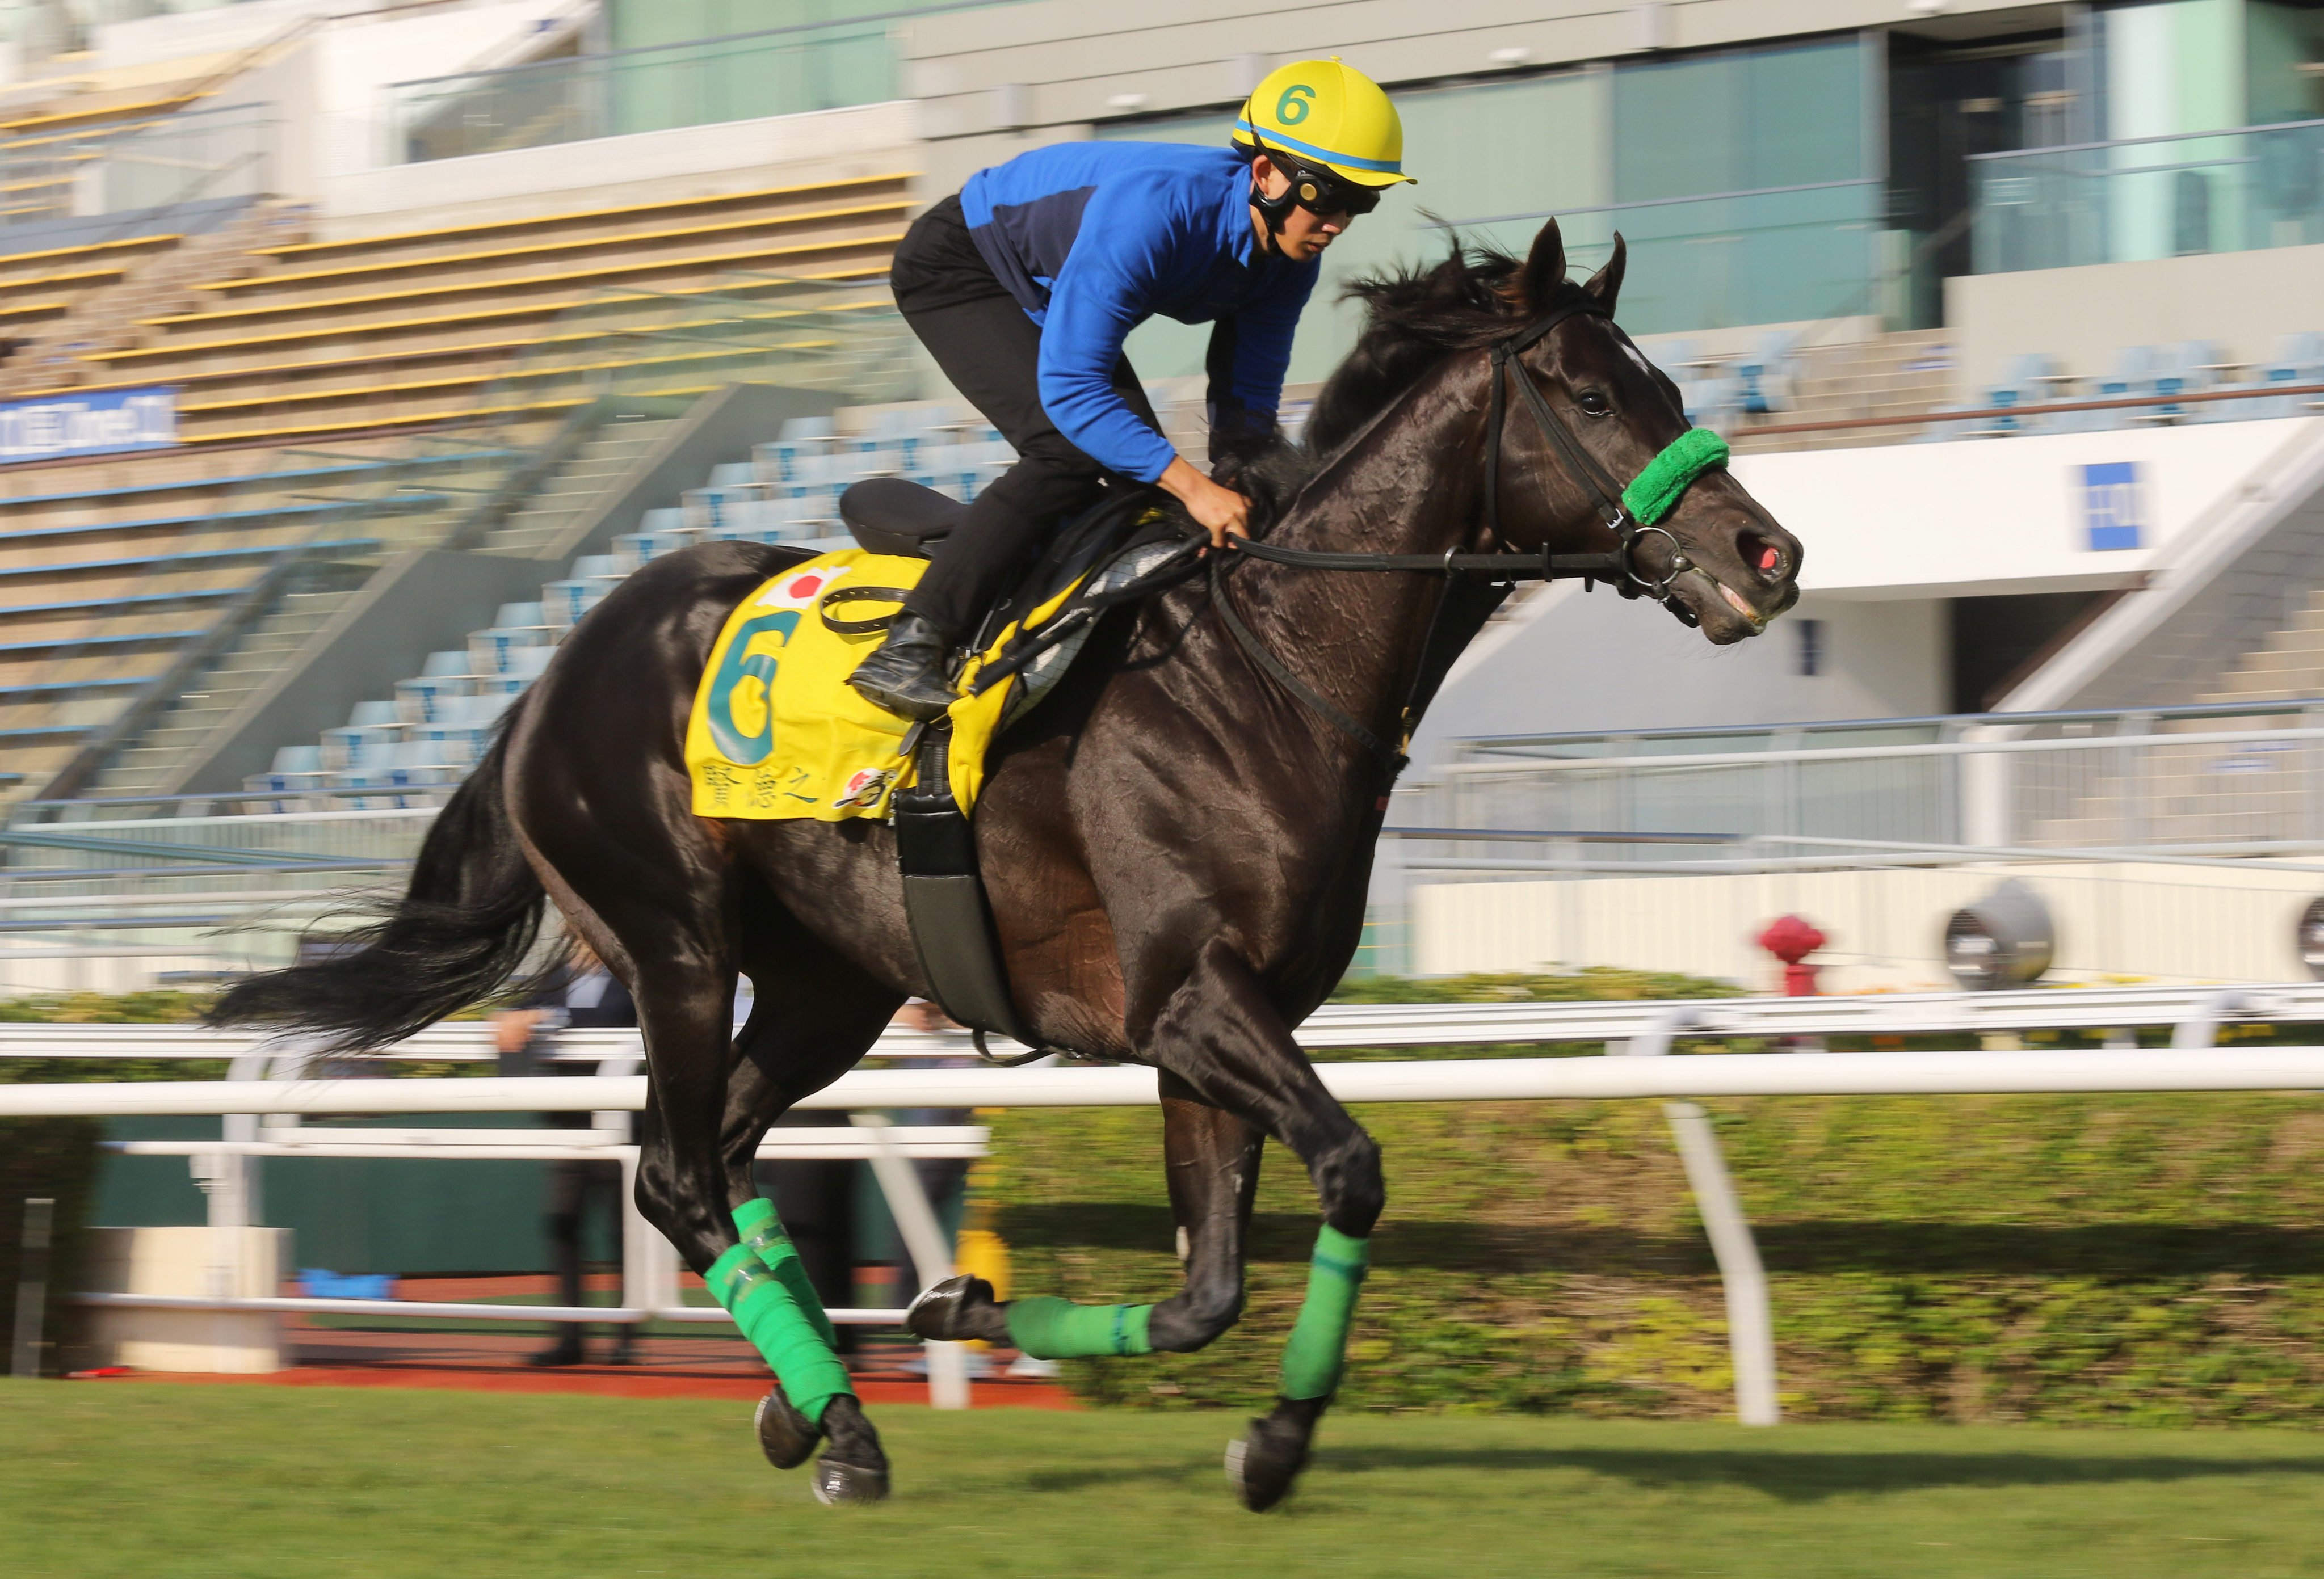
left=213, top=219, right=1801, bottom=1509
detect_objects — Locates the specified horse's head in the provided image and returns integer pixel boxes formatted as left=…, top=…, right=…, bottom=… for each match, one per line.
left=1485, top=218, right=1801, bottom=645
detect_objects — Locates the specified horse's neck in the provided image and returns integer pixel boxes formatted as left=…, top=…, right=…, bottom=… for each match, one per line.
left=1233, top=365, right=1486, bottom=747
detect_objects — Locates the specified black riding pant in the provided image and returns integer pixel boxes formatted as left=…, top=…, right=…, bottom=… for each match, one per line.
left=543, top=1157, right=625, bottom=1350
left=889, top=194, right=1163, bottom=638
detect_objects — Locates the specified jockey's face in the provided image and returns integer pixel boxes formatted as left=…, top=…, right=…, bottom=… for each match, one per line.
left=1249, top=154, right=1353, bottom=263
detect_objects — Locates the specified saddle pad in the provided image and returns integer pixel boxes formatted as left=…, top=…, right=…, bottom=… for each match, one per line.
left=684, top=548, right=1104, bottom=822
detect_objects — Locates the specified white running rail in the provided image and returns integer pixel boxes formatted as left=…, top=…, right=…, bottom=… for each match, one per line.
left=12, top=983, right=2324, bottom=1424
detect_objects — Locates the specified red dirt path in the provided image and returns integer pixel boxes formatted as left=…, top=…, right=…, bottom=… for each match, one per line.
left=86, top=1274, right=1076, bottom=1409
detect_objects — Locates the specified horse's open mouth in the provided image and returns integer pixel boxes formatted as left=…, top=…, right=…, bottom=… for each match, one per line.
left=1672, top=567, right=1775, bottom=643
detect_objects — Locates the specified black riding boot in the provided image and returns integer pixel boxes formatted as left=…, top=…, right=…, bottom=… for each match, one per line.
left=848, top=612, right=955, bottom=722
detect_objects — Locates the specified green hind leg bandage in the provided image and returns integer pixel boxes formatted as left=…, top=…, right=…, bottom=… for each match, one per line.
left=1006, top=1296, right=1153, bottom=1359
left=707, top=1242, right=854, bottom=1425
left=733, top=1198, right=838, bottom=1351
left=1278, top=1226, right=1370, bottom=1400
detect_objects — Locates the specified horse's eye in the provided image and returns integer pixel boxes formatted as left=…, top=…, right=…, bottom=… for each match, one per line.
left=1578, top=389, right=1612, bottom=416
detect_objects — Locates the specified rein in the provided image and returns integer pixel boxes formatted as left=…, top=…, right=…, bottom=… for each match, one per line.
left=1213, top=287, right=1732, bottom=776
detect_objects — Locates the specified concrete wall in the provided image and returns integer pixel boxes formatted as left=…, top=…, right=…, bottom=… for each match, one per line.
left=1949, top=243, right=2324, bottom=397
left=2002, top=420, right=2324, bottom=713
left=1411, top=583, right=1948, bottom=763
left=1409, top=856, right=2324, bottom=989
left=1738, top=417, right=2314, bottom=601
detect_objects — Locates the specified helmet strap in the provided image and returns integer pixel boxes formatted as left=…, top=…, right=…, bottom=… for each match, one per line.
left=1245, top=136, right=1300, bottom=243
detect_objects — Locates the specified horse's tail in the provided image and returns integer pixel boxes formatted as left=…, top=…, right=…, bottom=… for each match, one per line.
left=208, top=723, right=554, bottom=1054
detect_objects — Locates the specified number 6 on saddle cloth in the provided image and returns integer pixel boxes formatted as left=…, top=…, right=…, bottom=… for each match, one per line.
left=682, top=477, right=1196, bottom=1058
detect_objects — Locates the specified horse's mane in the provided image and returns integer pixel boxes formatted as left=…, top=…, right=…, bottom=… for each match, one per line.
left=1221, top=239, right=1524, bottom=532
left=1302, top=239, right=1524, bottom=458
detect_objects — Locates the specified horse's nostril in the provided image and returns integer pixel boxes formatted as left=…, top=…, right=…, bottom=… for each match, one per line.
left=1739, top=532, right=1784, bottom=580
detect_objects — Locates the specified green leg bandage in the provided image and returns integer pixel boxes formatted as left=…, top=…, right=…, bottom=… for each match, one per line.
left=1278, top=1226, right=1369, bottom=1400
left=1006, top=1296, right=1153, bottom=1359
left=707, top=1243, right=853, bottom=1425
left=733, top=1198, right=838, bottom=1351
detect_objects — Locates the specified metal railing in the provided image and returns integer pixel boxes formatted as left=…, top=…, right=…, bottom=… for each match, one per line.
left=1972, top=118, right=2324, bottom=273
left=1430, top=178, right=1885, bottom=338
left=0, top=99, right=279, bottom=230
left=1418, top=698, right=2324, bottom=854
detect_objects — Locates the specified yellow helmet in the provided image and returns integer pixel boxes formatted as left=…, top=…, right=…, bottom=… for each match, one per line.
left=1233, top=58, right=1416, bottom=190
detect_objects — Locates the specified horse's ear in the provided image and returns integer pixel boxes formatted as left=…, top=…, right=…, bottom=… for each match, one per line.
left=1583, top=233, right=1627, bottom=315
left=1520, top=217, right=1567, bottom=312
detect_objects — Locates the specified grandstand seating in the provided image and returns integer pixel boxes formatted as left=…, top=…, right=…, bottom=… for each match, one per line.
left=242, top=403, right=1015, bottom=807
left=0, top=436, right=535, bottom=804
left=12, top=172, right=912, bottom=445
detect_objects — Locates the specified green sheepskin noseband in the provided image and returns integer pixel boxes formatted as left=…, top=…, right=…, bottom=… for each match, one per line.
left=1620, top=427, right=1730, bottom=527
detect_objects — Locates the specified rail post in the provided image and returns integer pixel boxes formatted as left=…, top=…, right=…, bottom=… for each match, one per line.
left=852, top=1113, right=969, bottom=1409
left=11, top=1197, right=54, bottom=1378
left=1628, top=1007, right=1780, bottom=1426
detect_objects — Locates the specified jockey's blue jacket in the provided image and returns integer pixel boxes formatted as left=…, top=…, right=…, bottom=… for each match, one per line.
left=960, top=141, right=1319, bottom=482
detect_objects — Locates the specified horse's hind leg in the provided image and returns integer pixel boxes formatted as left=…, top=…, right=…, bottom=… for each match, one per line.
left=907, top=1071, right=1264, bottom=1354
left=1148, top=1077, right=1267, bottom=1350
left=624, top=883, right=900, bottom=1504
left=709, top=913, right=902, bottom=1485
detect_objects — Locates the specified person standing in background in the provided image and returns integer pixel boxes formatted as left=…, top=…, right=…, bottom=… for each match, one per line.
left=496, top=942, right=638, bottom=1367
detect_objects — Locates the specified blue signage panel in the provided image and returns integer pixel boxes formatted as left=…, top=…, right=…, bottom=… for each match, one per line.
left=2081, top=461, right=2145, bottom=551
left=0, top=385, right=178, bottom=464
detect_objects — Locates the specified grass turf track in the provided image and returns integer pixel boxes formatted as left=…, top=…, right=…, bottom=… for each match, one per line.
left=6, top=1382, right=2324, bottom=1578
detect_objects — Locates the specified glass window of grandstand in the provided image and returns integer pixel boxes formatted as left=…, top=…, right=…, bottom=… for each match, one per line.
left=389, top=0, right=911, bottom=163
left=1889, top=5, right=2078, bottom=319
left=1106, top=36, right=1893, bottom=378
left=1967, top=0, right=2324, bottom=274
left=1609, top=35, right=1879, bottom=334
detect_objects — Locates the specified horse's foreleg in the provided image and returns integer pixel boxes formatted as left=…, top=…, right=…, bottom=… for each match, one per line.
left=1142, top=941, right=1384, bottom=1513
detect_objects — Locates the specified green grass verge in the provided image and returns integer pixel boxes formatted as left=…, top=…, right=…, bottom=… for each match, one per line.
left=5, top=1383, right=2323, bottom=1577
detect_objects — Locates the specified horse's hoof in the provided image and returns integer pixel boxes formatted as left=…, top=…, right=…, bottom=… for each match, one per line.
left=754, top=1384, right=819, bottom=1471
left=811, top=1453, right=890, bottom=1506
left=906, top=1273, right=998, bottom=1342
left=1226, top=1407, right=1313, bottom=1513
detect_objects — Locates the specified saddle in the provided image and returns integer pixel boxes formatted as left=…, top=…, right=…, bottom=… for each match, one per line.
left=839, top=475, right=1184, bottom=649
left=834, top=476, right=1196, bottom=1059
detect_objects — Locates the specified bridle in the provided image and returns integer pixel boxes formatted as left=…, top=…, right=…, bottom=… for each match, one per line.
left=1212, top=285, right=1732, bottom=774
left=1484, top=290, right=1710, bottom=617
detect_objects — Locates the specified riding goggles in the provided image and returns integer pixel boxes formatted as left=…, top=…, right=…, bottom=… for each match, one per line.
left=1282, top=159, right=1381, bottom=217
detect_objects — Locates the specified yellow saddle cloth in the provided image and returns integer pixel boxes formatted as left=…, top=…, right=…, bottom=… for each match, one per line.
left=683, top=548, right=1085, bottom=822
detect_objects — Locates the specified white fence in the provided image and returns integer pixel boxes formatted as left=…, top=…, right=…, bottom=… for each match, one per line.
left=12, top=985, right=2324, bottom=1420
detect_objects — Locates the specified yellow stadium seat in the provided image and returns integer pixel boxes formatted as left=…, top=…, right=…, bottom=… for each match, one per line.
left=143, top=231, right=904, bottom=330
left=198, top=200, right=910, bottom=295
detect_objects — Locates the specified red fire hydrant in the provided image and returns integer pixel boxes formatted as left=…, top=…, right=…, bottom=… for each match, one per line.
left=1757, top=913, right=1827, bottom=996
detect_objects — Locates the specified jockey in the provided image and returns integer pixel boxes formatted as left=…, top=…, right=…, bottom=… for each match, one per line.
left=850, top=58, right=1416, bottom=721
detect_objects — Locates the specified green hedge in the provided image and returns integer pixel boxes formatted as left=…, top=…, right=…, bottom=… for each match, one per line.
left=984, top=973, right=2324, bottom=1425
